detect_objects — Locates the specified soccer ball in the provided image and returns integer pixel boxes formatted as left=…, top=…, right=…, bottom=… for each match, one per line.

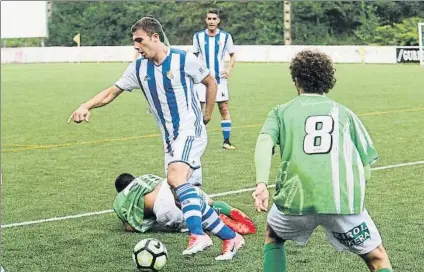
left=132, top=238, right=168, bottom=271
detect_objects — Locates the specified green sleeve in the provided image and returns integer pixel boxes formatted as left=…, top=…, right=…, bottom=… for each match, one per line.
left=364, top=164, right=371, bottom=181
left=112, top=189, right=146, bottom=232
left=349, top=112, right=378, bottom=166
left=255, top=134, right=275, bottom=185
left=113, top=195, right=126, bottom=222
left=260, top=107, right=280, bottom=145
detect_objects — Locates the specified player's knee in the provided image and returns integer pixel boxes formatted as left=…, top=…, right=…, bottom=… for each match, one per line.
left=167, top=163, right=190, bottom=188
left=361, top=244, right=392, bottom=271
left=265, top=223, right=284, bottom=245
left=218, top=102, right=230, bottom=117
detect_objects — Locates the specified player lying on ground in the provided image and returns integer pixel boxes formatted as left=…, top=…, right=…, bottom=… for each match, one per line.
left=113, top=173, right=256, bottom=260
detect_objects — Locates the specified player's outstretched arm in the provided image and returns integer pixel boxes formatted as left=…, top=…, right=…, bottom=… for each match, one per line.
left=253, top=133, right=274, bottom=212
left=67, top=85, right=124, bottom=123
left=201, top=74, right=217, bottom=124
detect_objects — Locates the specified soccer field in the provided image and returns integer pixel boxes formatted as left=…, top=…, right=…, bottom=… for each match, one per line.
left=1, top=62, right=423, bottom=272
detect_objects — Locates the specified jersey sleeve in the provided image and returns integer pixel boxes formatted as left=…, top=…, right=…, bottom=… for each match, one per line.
left=114, top=61, right=139, bottom=92
left=260, top=106, right=281, bottom=145
left=191, top=33, right=200, bottom=54
left=348, top=111, right=379, bottom=166
left=225, top=34, right=236, bottom=55
left=112, top=195, right=127, bottom=222
left=184, top=52, right=210, bottom=84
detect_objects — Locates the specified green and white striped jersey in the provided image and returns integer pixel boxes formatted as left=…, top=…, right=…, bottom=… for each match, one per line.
left=112, top=174, right=163, bottom=232
left=261, top=94, right=378, bottom=215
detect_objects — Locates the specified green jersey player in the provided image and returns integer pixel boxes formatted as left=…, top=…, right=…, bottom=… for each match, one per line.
left=252, top=50, right=392, bottom=272
left=113, top=173, right=256, bottom=234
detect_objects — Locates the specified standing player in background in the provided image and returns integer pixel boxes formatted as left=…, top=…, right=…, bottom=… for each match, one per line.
left=192, top=9, right=237, bottom=150
left=252, top=50, right=392, bottom=272
left=68, top=17, right=245, bottom=258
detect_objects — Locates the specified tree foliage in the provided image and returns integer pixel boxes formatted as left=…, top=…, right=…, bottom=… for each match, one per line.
left=372, top=17, right=423, bottom=46
left=2, top=1, right=424, bottom=47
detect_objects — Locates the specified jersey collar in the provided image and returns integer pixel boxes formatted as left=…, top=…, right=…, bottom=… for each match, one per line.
left=205, top=28, right=220, bottom=37
left=151, top=47, right=171, bottom=67
left=300, top=93, right=326, bottom=97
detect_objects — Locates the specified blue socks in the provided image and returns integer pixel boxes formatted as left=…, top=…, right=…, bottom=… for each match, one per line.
left=201, top=200, right=236, bottom=240
left=221, top=120, right=232, bottom=141
left=175, top=183, right=204, bottom=235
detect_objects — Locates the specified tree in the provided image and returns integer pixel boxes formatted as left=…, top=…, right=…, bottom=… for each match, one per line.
left=4, top=1, right=421, bottom=47
left=372, top=17, right=423, bottom=46
left=354, top=2, right=381, bottom=45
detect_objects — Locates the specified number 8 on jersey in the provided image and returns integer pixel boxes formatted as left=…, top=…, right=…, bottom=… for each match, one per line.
left=303, top=115, right=334, bottom=154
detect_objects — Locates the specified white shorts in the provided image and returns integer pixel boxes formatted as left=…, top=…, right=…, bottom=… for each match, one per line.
left=153, top=181, right=185, bottom=231
left=153, top=181, right=209, bottom=233
left=164, top=133, right=207, bottom=186
left=267, top=204, right=382, bottom=255
left=196, top=81, right=229, bottom=103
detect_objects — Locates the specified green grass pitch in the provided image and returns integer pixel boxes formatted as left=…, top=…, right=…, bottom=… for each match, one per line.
left=1, top=62, right=424, bottom=271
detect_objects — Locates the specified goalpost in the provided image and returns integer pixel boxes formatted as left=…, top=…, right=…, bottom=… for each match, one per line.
left=419, top=22, right=424, bottom=67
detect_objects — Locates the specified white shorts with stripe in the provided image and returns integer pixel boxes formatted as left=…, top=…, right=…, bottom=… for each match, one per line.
left=267, top=204, right=382, bottom=255
left=164, top=133, right=207, bottom=186
left=153, top=180, right=185, bottom=231
left=195, top=81, right=229, bottom=103
left=153, top=180, right=210, bottom=232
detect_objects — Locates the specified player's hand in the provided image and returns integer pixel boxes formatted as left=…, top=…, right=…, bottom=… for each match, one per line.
left=221, top=68, right=231, bottom=79
left=203, top=114, right=211, bottom=125
left=122, top=221, right=136, bottom=232
left=252, top=182, right=269, bottom=212
left=67, top=104, right=91, bottom=124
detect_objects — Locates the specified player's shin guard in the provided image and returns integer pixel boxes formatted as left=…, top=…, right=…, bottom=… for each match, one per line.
left=264, top=243, right=286, bottom=272
left=376, top=269, right=392, bottom=272
left=221, top=120, right=232, bottom=141
left=175, top=183, right=204, bottom=235
left=201, top=201, right=236, bottom=240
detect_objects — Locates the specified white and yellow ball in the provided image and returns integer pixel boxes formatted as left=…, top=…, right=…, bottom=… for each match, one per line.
left=132, top=238, right=168, bottom=271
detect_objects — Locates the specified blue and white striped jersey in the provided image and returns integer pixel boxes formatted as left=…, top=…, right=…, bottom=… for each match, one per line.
left=192, top=29, right=235, bottom=84
left=115, top=48, right=209, bottom=150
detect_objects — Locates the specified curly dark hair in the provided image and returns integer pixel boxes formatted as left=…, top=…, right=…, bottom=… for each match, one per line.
left=289, top=50, right=336, bottom=94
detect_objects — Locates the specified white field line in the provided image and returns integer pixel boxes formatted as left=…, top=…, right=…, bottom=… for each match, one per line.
left=2, top=160, right=424, bottom=229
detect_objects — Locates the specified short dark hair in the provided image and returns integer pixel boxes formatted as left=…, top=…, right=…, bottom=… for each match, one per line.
left=289, top=50, right=336, bottom=94
left=131, top=17, right=165, bottom=42
left=115, top=173, right=135, bottom=193
left=206, top=8, right=220, bottom=18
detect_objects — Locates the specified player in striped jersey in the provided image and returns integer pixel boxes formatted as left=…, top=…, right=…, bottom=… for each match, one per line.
left=192, top=9, right=237, bottom=150
left=252, top=50, right=392, bottom=272
left=133, top=50, right=152, bottom=114
left=68, top=17, right=242, bottom=257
